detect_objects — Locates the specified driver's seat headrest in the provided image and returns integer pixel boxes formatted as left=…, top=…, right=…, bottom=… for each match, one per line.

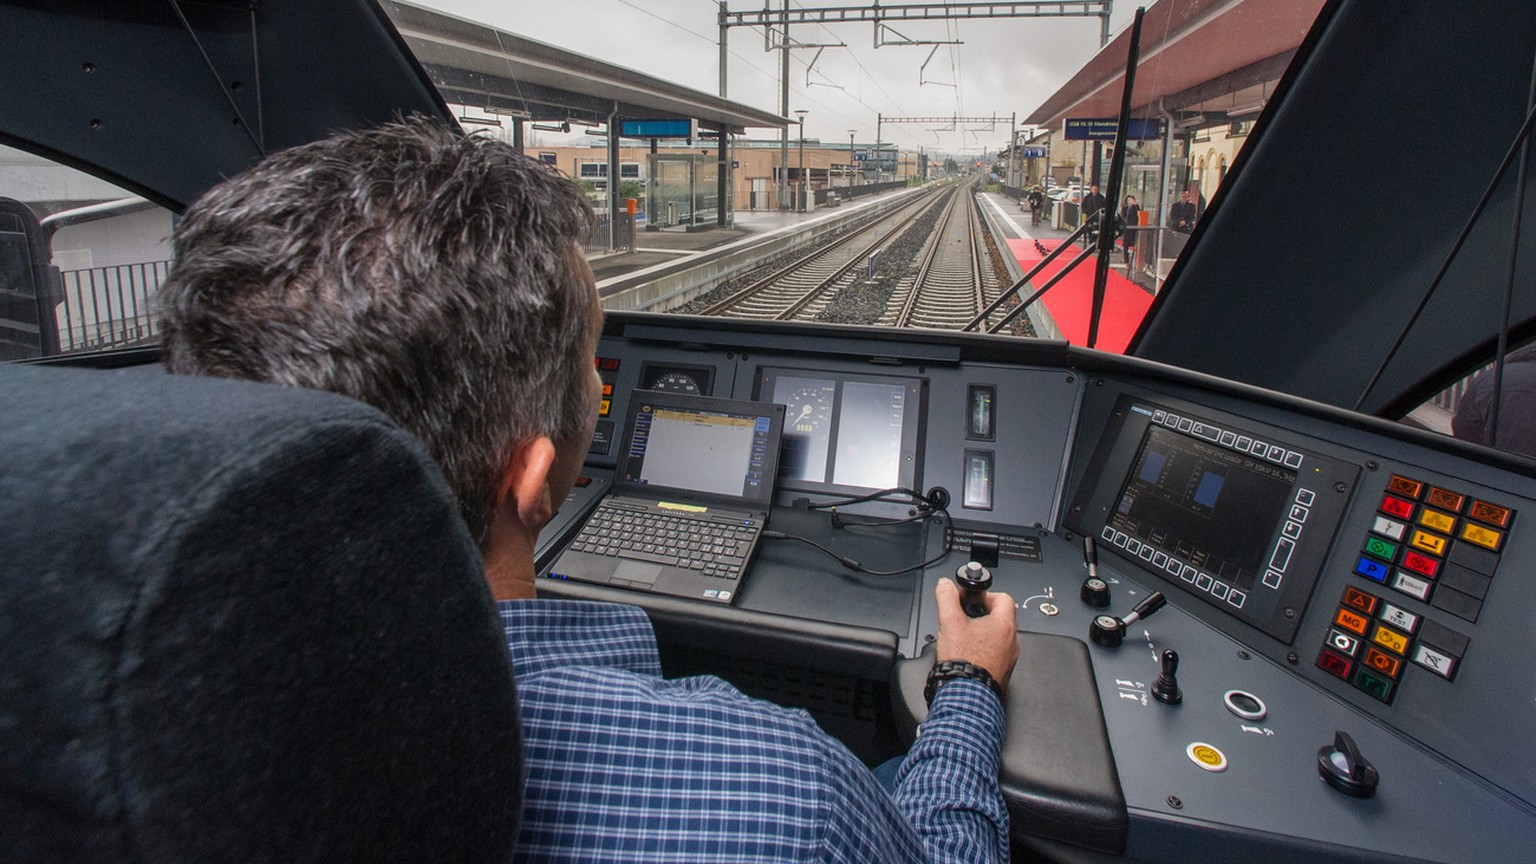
left=0, top=364, right=522, bottom=863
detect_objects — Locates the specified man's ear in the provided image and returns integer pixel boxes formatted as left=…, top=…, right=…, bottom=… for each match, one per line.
left=496, top=436, right=558, bottom=529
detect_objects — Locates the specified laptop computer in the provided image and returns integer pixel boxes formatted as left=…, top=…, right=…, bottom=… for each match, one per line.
left=548, top=390, right=785, bottom=604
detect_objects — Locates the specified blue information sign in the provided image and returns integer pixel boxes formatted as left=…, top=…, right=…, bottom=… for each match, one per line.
left=620, top=118, right=695, bottom=138
left=1019, top=146, right=1048, bottom=158
left=1064, top=118, right=1163, bottom=141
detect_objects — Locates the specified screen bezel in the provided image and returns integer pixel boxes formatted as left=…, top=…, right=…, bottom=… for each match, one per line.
left=752, top=366, right=927, bottom=498
left=614, top=390, right=785, bottom=511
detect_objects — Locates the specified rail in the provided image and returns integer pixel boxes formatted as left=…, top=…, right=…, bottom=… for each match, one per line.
left=56, top=260, right=170, bottom=353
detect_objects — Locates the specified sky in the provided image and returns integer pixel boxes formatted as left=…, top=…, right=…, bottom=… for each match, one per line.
left=420, top=0, right=1139, bottom=157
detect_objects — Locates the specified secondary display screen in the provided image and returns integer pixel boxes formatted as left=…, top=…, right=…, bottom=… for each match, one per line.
left=620, top=396, right=779, bottom=505
left=757, top=368, right=924, bottom=494
left=1110, top=425, right=1296, bottom=591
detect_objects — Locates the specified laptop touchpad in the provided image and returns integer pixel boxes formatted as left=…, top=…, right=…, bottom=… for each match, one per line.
left=613, top=561, right=661, bottom=585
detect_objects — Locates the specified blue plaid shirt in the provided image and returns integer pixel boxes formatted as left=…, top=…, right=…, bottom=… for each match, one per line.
left=500, top=599, right=1009, bottom=862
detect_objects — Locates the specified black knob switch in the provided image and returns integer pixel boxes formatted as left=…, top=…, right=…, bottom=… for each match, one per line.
left=1152, top=648, right=1183, bottom=705
left=1089, top=613, right=1125, bottom=647
left=1080, top=577, right=1110, bottom=607
left=1318, top=730, right=1380, bottom=799
left=955, top=561, right=992, bottom=618
left=1087, top=591, right=1165, bottom=648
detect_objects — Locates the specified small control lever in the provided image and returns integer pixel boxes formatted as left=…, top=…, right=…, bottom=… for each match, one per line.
left=955, top=561, right=993, bottom=618
left=1151, top=648, right=1183, bottom=705
left=1079, top=536, right=1110, bottom=607
left=1089, top=591, right=1166, bottom=647
left=1318, top=730, right=1380, bottom=798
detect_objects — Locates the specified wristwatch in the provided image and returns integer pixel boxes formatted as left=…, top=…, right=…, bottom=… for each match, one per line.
left=923, top=659, right=1002, bottom=705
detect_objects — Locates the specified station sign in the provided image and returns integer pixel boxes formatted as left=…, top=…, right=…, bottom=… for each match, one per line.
left=619, top=118, right=695, bottom=138
left=1019, top=146, right=1048, bottom=158
left=1064, top=118, right=1163, bottom=141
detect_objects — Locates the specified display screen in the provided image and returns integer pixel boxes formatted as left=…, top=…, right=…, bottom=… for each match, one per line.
left=621, top=396, right=778, bottom=503
left=757, top=368, right=924, bottom=494
left=1110, top=425, right=1296, bottom=590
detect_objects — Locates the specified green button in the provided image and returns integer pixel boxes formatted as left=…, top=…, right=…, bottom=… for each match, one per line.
left=1352, top=667, right=1394, bottom=702
left=1363, top=536, right=1398, bottom=561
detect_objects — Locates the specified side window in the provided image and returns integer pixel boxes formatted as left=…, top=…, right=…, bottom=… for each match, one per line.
left=0, top=144, right=175, bottom=359
left=1409, top=343, right=1536, bottom=460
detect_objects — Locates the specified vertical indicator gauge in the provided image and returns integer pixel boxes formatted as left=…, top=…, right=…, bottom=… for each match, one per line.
left=967, top=384, right=997, bottom=441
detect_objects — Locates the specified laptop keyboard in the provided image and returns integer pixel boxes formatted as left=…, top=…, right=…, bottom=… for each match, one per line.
left=570, top=504, right=757, bottom=580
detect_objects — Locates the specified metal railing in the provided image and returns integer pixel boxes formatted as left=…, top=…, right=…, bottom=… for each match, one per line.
left=56, top=260, right=171, bottom=353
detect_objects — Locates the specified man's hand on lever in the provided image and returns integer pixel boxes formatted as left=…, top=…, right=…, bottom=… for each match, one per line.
left=934, top=578, right=1019, bottom=694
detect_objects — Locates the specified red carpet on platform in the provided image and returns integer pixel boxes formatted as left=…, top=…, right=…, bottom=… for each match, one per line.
left=1005, top=239, right=1152, bottom=354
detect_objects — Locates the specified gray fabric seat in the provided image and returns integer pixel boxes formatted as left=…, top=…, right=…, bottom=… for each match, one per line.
left=0, top=364, right=522, bottom=863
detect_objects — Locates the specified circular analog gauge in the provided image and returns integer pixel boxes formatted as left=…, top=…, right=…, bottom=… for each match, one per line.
left=786, top=385, right=834, bottom=433
left=649, top=370, right=704, bottom=394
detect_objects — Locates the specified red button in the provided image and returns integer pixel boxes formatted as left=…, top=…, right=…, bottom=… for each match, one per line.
left=1401, top=551, right=1441, bottom=579
left=1317, top=648, right=1354, bottom=680
left=1381, top=495, right=1415, bottom=519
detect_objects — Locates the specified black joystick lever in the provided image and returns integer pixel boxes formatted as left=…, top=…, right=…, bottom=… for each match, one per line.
left=1079, top=536, right=1110, bottom=607
left=1151, top=648, right=1183, bottom=705
left=1318, top=730, right=1380, bottom=798
left=1089, top=591, right=1166, bottom=647
left=955, top=561, right=993, bottom=618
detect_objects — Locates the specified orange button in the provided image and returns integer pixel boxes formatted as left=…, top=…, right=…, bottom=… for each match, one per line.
left=1371, top=623, right=1410, bottom=655
left=1363, top=647, right=1403, bottom=679
left=1426, top=487, right=1465, bottom=512
left=1335, top=607, right=1370, bottom=635
left=1341, top=586, right=1380, bottom=615
left=1417, top=508, right=1457, bottom=534
left=1460, top=522, right=1505, bottom=552
left=601, top=383, right=614, bottom=396
left=1387, top=475, right=1424, bottom=498
left=1468, top=499, right=1513, bottom=528
left=1409, top=529, right=1447, bottom=556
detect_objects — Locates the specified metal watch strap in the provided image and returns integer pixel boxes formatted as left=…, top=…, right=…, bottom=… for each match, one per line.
left=923, top=658, right=1002, bottom=705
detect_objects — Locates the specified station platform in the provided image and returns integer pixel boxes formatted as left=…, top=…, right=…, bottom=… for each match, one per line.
left=976, top=191, right=1155, bottom=353
left=586, top=189, right=909, bottom=286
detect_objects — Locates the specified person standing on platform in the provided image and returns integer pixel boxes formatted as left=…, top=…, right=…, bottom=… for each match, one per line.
left=1453, top=343, right=1536, bottom=458
left=1027, top=185, right=1045, bottom=226
left=1080, top=183, right=1106, bottom=240
left=1119, top=195, right=1141, bottom=266
left=1170, top=188, right=1198, bottom=233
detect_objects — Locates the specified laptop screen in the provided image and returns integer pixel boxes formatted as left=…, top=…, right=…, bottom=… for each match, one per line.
left=618, top=391, right=784, bottom=509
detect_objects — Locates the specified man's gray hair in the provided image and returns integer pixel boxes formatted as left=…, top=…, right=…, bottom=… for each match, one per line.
left=160, top=118, right=597, bottom=542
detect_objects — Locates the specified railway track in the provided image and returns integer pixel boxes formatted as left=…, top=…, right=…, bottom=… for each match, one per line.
left=698, top=187, right=945, bottom=320
left=688, top=183, right=1022, bottom=333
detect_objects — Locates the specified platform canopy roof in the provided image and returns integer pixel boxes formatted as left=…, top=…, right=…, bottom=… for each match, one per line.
left=1024, top=0, right=1324, bottom=131
left=384, top=2, right=788, bottom=134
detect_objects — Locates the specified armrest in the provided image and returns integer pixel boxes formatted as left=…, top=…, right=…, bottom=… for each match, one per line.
left=893, top=633, right=1127, bottom=855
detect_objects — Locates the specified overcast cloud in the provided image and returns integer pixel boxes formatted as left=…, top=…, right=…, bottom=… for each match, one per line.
left=422, top=1, right=1136, bottom=156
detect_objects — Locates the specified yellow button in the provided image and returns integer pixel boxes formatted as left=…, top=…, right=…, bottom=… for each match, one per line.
left=1371, top=624, right=1409, bottom=656
left=598, top=398, right=612, bottom=417
left=1186, top=742, right=1228, bottom=772
left=1409, top=529, right=1447, bottom=556
left=1417, top=508, right=1456, bottom=534
left=1460, top=522, right=1504, bottom=552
